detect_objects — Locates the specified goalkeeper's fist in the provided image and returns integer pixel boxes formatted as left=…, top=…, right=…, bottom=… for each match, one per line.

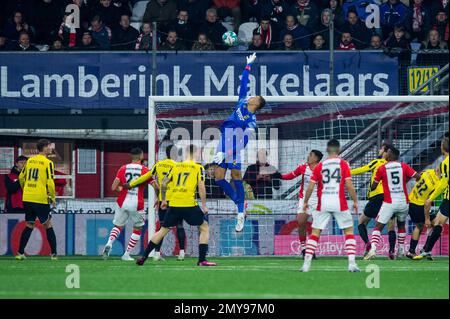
left=246, top=52, right=257, bottom=65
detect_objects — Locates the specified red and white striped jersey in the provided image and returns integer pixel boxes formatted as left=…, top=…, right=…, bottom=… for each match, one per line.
left=311, top=157, right=352, bottom=212
left=282, top=163, right=317, bottom=203
left=116, top=163, right=153, bottom=211
left=374, top=161, right=417, bottom=204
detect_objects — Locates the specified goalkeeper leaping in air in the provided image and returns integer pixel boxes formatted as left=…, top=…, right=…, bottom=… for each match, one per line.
left=213, top=52, right=266, bottom=232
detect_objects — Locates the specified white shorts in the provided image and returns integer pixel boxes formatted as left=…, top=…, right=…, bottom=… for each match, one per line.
left=113, top=204, right=146, bottom=227
left=376, top=202, right=408, bottom=225
left=297, top=198, right=317, bottom=216
left=312, top=210, right=354, bottom=230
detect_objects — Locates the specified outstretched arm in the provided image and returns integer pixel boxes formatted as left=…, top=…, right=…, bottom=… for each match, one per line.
left=238, top=53, right=257, bottom=101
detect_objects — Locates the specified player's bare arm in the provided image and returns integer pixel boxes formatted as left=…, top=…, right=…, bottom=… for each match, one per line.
left=302, top=181, right=315, bottom=213
left=198, top=179, right=208, bottom=214
left=370, top=180, right=380, bottom=192
left=111, top=177, right=122, bottom=192
left=160, top=176, right=170, bottom=209
left=345, top=179, right=358, bottom=213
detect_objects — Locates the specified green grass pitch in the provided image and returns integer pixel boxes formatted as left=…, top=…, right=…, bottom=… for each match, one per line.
left=0, top=256, right=448, bottom=299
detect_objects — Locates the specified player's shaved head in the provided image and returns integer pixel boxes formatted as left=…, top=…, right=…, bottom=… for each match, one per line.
left=130, top=147, right=144, bottom=161
left=387, top=145, right=400, bottom=161
left=326, top=139, right=340, bottom=154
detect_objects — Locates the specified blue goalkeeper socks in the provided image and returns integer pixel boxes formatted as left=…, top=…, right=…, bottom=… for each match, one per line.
left=216, top=179, right=237, bottom=203
left=234, top=180, right=245, bottom=214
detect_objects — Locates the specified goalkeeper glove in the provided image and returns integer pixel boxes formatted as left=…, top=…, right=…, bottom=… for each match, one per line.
left=246, top=52, right=257, bottom=65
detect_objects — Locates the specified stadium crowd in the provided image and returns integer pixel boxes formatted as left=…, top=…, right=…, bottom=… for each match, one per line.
left=0, top=0, right=448, bottom=53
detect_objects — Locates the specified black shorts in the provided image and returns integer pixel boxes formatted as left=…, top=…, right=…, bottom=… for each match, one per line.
left=162, top=206, right=206, bottom=228
left=158, top=204, right=184, bottom=228
left=409, top=203, right=437, bottom=224
left=23, top=202, right=51, bottom=224
left=439, top=199, right=449, bottom=217
left=363, top=194, right=384, bottom=219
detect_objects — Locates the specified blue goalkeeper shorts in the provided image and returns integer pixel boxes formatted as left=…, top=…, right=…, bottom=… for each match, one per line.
left=214, top=132, right=242, bottom=170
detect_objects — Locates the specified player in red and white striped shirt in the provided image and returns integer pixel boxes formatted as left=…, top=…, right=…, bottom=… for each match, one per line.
left=365, top=146, right=420, bottom=260
left=281, top=150, right=323, bottom=256
left=300, top=139, right=360, bottom=273
left=102, top=148, right=158, bottom=261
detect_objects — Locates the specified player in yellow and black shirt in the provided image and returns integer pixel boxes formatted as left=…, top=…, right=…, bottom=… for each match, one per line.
left=126, top=145, right=186, bottom=261
left=136, top=145, right=216, bottom=266
left=16, top=139, right=58, bottom=260
left=351, top=143, right=391, bottom=256
left=414, top=134, right=449, bottom=260
left=406, top=169, right=440, bottom=258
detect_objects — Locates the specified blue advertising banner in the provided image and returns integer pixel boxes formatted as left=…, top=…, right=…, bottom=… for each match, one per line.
left=0, top=51, right=398, bottom=109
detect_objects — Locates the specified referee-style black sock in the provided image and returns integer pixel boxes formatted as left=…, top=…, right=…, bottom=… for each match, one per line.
left=388, top=231, right=396, bottom=253
left=46, top=227, right=57, bottom=255
left=423, top=225, right=442, bottom=253
left=198, top=243, right=208, bottom=262
left=143, top=241, right=157, bottom=260
left=358, top=224, right=369, bottom=244
left=177, top=227, right=186, bottom=250
left=409, top=239, right=419, bottom=254
left=18, top=226, right=33, bottom=254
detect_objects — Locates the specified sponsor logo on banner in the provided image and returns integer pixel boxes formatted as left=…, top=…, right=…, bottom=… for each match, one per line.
left=407, top=66, right=439, bottom=93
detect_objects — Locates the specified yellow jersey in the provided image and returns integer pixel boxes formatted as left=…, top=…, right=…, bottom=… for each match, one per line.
left=19, top=154, right=55, bottom=204
left=429, top=155, right=449, bottom=201
left=129, top=159, right=176, bottom=201
left=351, top=158, right=387, bottom=198
left=166, top=160, right=205, bottom=207
left=409, top=169, right=440, bottom=206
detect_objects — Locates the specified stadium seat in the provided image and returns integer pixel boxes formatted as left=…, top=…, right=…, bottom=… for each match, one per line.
left=238, top=22, right=258, bottom=44
left=131, top=22, right=142, bottom=32
left=131, top=0, right=150, bottom=22
left=222, top=21, right=234, bottom=32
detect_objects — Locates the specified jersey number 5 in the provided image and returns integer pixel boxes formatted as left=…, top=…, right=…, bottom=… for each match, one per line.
left=390, top=171, right=400, bottom=185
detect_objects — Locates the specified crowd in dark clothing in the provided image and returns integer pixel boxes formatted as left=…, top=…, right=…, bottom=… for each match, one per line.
left=0, top=0, right=448, bottom=54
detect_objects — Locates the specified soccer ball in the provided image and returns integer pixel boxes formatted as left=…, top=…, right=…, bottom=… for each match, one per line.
left=222, top=31, right=238, bottom=46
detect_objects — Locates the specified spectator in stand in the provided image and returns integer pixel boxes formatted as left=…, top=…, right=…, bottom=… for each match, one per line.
left=213, top=1, right=241, bottom=32
left=405, top=0, right=432, bottom=42
left=10, top=31, right=39, bottom=51
left=276, top=33, right=299, bottom=50
left=0, top=34, right=9, bottom=51
left=160, top=30, right=186, bottom=50
left=342, top=10, right=371, bottom=50
left=384, top=25, right=411, bottom=64
left=262, top=0, right=289, bottom=34
left=337, top=31, right=356, bottom=50
left=135, top=22, right=159, bottom=50
left=3, top=11, right=35, bottom=41
left=204, top=164, right=226, bottom=199
left=191, top=32, right=215, bottom=50
left=328, top=0, right=345, bottom=28
left=416, top=29, right=448, bottom=67
left=279, top=15, right=309, bottom=50
left=290, top=0, right=320, bottom=32
left=317, top=8, right=333, bottom=47
left=168, top=9, right=197, bottom=50
left=241, top=0, right=263, bottom=22
left=57, top=12, right=84, bottom=49
left=50, top=38, right=64, bottom=51
left=93, top=0, right=122, bottom=29
left=433, top=9, right=449, bottom=43
left=243, top=149, right=281, bottom=200
left=342, top=0, right=378, bottom=24
left=76, top=31, right=100, bottom=50
left=112, top=14, right=139, bottom=50
left=248, top=33, right=267, bottom=50
left=366, top=34, right=384, bottom=50
left=109, top=0, right=132, bottom=16
left=4, top=156, right=28, bottom=214
left=201, top=8, right=228, bottom=50
left=89, top=15, right=112, bottom=49
left=253, top=16, right=277, bottom=49
left=34, top=0, right=63, bottom=45
left=380, top=0, right=409, bottom=39
left=311, top=33, right=327, bottom=50
left=178, top=0, right=211, bottom=28
left=142, top=0, right=177, bottom=32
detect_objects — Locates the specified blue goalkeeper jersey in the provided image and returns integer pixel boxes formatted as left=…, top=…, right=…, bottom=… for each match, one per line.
left=220, top=64, right=257, bottom=135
